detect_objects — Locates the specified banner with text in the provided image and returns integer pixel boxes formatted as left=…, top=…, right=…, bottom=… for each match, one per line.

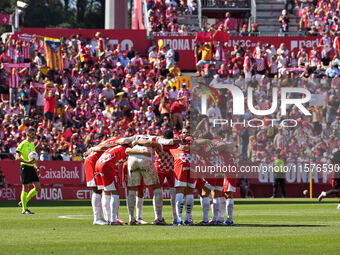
left=154, top=35, right=322, bottom=70
left=0, top=160, right=84, bottom=185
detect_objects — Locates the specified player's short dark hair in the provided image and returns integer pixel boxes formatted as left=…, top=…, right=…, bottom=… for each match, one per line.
left=164, top=129, right=174, bottom=139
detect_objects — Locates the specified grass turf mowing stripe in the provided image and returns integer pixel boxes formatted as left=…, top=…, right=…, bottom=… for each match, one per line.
left=0, top=199, right=339, bottom=255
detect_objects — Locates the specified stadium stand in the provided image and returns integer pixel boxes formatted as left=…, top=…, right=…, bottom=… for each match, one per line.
left=0, top=0, right=339, bottom=165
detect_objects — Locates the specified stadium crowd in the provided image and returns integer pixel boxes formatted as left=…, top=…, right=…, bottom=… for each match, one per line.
left=193, top=30, right=339, bottom=163
left=0, top=0, right=339, bottom=165
left=146, top=0, right=198, bottom=34
left=297, top=0, right=340, bottom=33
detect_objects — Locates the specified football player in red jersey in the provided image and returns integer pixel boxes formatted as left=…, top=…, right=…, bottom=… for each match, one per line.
left=169, top=127, right=197, bottom=225
left=193, top=133, right=231, bottom=226
left=154, top=129, right=179, bottom=224
left=95, top=144, right=129, bottom=225
left=219, top=145, right=238, bottom=226
left=83, top=137, right=120, bottom=225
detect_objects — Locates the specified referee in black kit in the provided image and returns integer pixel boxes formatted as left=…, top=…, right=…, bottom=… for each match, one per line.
left=15, top=127, right=41, bottom=214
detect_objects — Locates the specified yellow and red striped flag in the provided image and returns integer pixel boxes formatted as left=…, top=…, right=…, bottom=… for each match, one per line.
left=44, top=37, right=63, bottom=71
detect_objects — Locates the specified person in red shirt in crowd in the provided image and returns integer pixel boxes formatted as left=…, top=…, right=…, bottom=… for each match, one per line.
left=95, top=32, right=105, bottom=56
left=224, top=12, right=238, bottom=32
left=43, top=84, right=57, bottom=129
left=170, top=98, right=183, bottom=131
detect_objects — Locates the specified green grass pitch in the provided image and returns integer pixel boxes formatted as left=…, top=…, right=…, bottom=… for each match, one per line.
left=0, top=199, right=339, bottom=255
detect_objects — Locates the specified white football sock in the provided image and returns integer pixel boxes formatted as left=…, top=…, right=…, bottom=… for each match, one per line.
left=127, top=190, right=136, bottom=222
left=170, top=187, right=177, bottom=222
left=136, top=196, right=144, bottom=220
left=101, top=194, right=111, bottom=222
left=153, top=188, right=163, bottom=221
left=92, top=192, right=103, bottom=222
left=218, top=197, right=226, bottom=222
left=175, top=193, right=184, bottom=222
left=200, top=196, right=210, bottom=222
left=211, top=197, right=220, bottom=221
left=110, top=194, right=120, bottom=223
left=185, top=194, right=194, bottom=222
left=226, top=198, right=234, bottom=222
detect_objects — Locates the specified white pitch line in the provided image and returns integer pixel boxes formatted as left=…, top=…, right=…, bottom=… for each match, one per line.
left=58, top=214, right=92, bottom=220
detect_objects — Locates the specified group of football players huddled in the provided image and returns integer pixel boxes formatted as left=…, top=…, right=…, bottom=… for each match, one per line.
left=84, top=127, right=237, bottom=226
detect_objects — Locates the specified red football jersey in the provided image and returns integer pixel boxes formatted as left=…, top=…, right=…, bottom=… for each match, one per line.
left=155, top=144, right=178, bottom=172
left=96, top=145, right=128, bottom=169
left=170, top=148, right=198, bottom=171
left=85, top=137, right=120, bottom=163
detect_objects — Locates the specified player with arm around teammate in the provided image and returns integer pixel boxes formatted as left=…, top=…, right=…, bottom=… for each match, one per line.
left=169, top=127, right=197, bottom=226
left=95, top=143, right=145, bottom=225
left=119, top=134, right=176, bottom=225
left=154, top=129, right=179, bottom=225
left=83, top=137, right=120, bottom=225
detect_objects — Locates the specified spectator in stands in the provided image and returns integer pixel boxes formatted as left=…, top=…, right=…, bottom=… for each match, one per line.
left=196, top=42, right=213, bottom=76
left=187, top=0, right=197, bottom=15
left=19, top=84, right=31, bottom=117
left=240, top=24, right=249, bottom=36
left=224, top=12, right=238, bottom=32
left=178, top=0, right=189, bottom=15
left=279, top=10, right=290, bottom=33
left=43, top=84, right=57, bottom=129
left=165, top=45, right=175, bottom=71
left=249, top=23, right=259, bottom=37
left=170, top=98, right=183, bottom=130
left=307, top=25, right=319, bottom=36
left=285, top=0, right=296, bottom=14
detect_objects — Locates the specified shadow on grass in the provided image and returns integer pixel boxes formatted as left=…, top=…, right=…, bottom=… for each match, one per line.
left=0, top=199, right=338, bottom=207
left=233, top=224, right=328, bottom=228
left=115, top=224, right=327, bottom=228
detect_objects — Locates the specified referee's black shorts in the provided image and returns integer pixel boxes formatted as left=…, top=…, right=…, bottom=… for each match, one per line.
left=20, top=165, right=39, bottom=184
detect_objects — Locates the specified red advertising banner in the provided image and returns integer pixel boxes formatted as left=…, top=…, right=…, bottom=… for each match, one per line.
left=0, top=14, right=12, bottom=25
left=0, top=186, right=93, bottom=201
left=154, top=35, right=322, bottom=70
left=19, top=28, right=149, bottom=53
left=195, top=32, right=212, bottom=44
left=0, top=183, right=331, bottom=200
left=0, top=160, right=85, bottom=185
left=213, top=31, right=229, bottom=42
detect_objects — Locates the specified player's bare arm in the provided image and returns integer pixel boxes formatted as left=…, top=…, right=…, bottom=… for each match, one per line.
left=132, top=140, right=161, bottom=151
left=125, top=148, right=152, bottom=157
left=215, top=142, right=235, bottom=153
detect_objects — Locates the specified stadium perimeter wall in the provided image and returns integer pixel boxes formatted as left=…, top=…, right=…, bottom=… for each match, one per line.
left=0, top=161, right=332, bottom=200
